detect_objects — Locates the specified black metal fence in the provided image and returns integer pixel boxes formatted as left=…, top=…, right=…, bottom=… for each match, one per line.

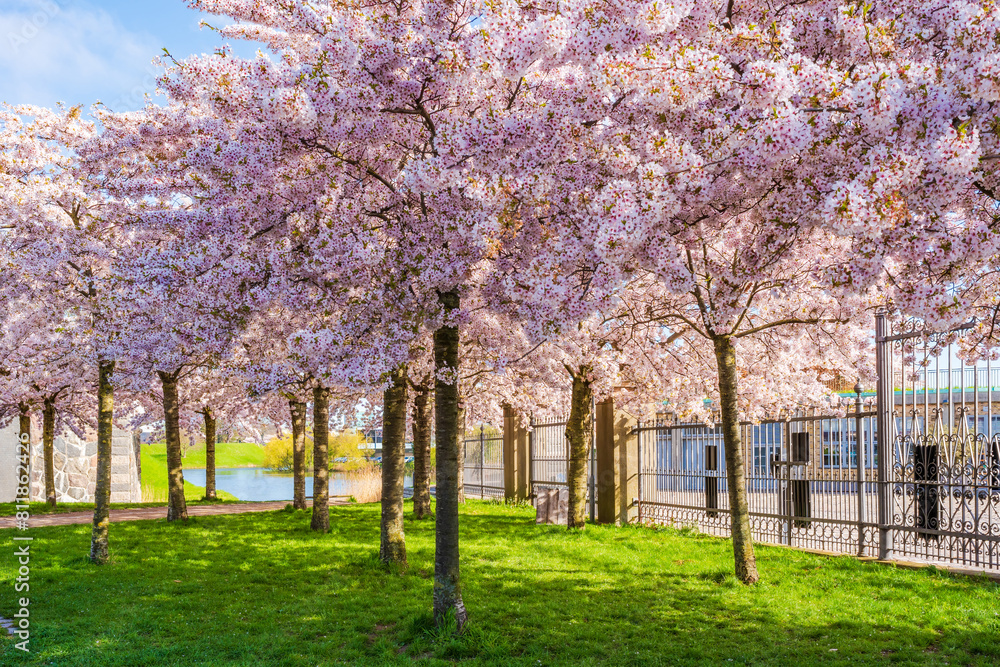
left=528, top=416, right=596, bottom=520
left=633, top=314, right=1000, bottom=573
left=635, top=406, right=880, bottom=556
left=462, top=426, right=504, bottom=500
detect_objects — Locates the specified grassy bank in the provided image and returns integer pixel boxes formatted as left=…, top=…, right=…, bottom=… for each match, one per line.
left=150, top=441, right=267, bottom=469
left=140, top=444, right=242, bottom=502
left=1, top=501, right=998, bottom=665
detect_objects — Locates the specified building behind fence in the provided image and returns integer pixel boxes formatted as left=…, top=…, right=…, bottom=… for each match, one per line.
left=467, top=313, right=1000, bottom=575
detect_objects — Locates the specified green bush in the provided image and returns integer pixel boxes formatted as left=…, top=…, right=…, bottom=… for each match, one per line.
left=263, top=430, right=368, bottom=471
left=262, top=434, right=313, bottom=471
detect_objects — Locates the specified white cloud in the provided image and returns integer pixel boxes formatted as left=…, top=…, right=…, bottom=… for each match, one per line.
left=0, top=0, right=161, bottom=111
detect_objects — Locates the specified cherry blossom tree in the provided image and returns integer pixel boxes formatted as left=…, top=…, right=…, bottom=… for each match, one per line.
left=0, top=104, right=131, bottom=563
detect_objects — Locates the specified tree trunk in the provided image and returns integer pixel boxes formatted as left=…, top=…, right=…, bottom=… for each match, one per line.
left=159, top=370, right=188, bottom=522
left=311, top=386, right=330, bottom=532
left=90, top=360, right=114, bottom=564
left=380, top=365, right=409, bottom=566
left=565, top=367, right=593, bottom=530
left=43, top=397, right=56, bottom=507
left=433, top=289, right=467, bottom=629
left=714, top=336, right=759, bottom=585
left=290, top=400, right=308, bottom=510
left=203, top=407, right=217, bottom=501
left=456, top=398, right=466, bottom=504
left=412, top=384, right=433, bottom=519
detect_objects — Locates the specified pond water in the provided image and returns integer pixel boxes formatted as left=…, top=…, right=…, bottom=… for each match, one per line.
left=183, top=468, right=411, bottom=502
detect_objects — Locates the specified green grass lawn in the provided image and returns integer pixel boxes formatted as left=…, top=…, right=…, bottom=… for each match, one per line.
left=0, top=499, right=248, bottom=517
left=1, top=501, right=998, bottom=666
left=140, top=442, right=261, bottom=502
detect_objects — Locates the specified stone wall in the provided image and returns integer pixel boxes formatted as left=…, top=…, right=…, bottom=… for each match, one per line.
left=0, top=420, right=141, bottom=503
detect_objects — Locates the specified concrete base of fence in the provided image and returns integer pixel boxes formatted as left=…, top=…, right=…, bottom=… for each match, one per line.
left=857, top=557, right=1000, bottom=582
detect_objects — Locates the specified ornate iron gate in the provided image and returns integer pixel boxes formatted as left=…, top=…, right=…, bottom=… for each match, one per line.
left=875, top=314, right=1000, bottom=570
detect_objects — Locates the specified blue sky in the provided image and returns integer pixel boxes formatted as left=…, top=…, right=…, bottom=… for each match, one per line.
left=0, top=0, right=261, bottom=112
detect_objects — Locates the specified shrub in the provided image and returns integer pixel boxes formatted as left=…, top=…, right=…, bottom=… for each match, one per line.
left=262, top=434, right=314, bottom=472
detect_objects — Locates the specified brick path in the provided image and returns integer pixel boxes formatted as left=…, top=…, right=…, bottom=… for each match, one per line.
left=0, top=498, right=349, bottom=529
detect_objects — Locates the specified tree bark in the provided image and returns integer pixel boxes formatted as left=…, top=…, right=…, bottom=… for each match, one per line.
left=203, top=407, right=217, bottom=501
left=380, top=364, right=409, bottom=566
left=714, top=336, right=759, bottom=585
left=43, top=397, right=56, bottom=507
left=433, top=289, right=467, bottom=629
left=565, top=367, right=594, bottom=530
left=412, top=383, right=433, bottom=519
left=311, top=386, right=330, bottom=532
left=90, top=360, right=114, bottom=564
left=290, top=400, right=308, bottom=510
left=159, top=369, right=188, bottom=522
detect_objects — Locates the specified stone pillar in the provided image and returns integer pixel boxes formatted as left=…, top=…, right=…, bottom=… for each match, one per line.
left=110, top=428, right=141, bottom=503
left=503, top=405, right=530, bottom=503
left=596, top=398, right=639, bottom=525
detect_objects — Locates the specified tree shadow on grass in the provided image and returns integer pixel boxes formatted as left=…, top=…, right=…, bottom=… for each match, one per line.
left=3, top=504, right=999, bottom=666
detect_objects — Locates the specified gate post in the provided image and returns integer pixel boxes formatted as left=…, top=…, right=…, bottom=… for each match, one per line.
left=595, top=398, right=638, bottom=525
left=875, top=312, right=894, bottom=560
left=502, top=405, right=529, bottom=503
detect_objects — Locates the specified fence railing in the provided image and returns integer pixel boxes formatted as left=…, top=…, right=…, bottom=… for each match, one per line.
left=635, top=409, right=881, bottom=556
left=627, top=315, right=1000, bottom=573
left=462, top=426, right=504, bottom=500
left=528, top=416, right=596, bottom=520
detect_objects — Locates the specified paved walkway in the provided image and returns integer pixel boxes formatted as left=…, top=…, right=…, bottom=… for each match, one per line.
left=0, top=499, right=350, bottom=529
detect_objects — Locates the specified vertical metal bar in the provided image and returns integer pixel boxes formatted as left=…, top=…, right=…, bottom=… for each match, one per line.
left=784, top=418, right=792, bottom=546
left=528, top=416, right=535, bottom=500
left=876, top=312, right=893, bottom=560
left=948, top=340, right=954, bottom=435
left=989, top=357, right=994, bottom=440
left=589, top=397, right=596, bottom=523
left=855, top=383, right=867, bottom=556
left=479, top=425, right=485, bottom=500
left=637, top=420, right=643, bottom=523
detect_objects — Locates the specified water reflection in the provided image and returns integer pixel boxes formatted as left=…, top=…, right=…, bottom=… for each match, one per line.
left=183, top=467, right=411, bottom=502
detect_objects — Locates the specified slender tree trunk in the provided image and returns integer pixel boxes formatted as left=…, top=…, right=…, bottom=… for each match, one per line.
left=203, top=407, right=217, bottom=501
left=456, top=398, right=466, bottom=504
left=311, top=386, right=330, bottom=532
left=412, top=384, right=433, bottom=519
left=565, top=367, right=593, bottom=530
left=43, top=397, right=56, bottom=507
left=714, top=336, right=759, bottom=585
left=380, top=365, right=409, bottom=566
left=159, top=370, right=188, bottom=522
left=290, top=400, right=308, bottom=510
left=433, top=289, right=467, bottom=629
left=91, top=361, right=114, bottom=564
